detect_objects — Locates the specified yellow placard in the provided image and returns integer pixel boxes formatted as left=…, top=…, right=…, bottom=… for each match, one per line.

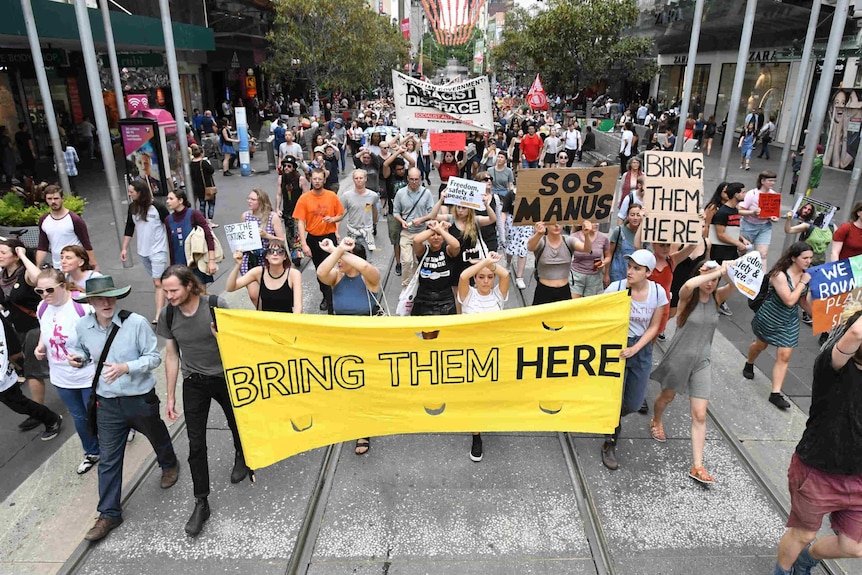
left=215, top=292, right=631, bottom=469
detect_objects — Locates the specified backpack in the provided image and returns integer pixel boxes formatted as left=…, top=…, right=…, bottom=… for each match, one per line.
left=37, top=298, right=87, bottom=320
left=800, top=223, right=835, bottom=255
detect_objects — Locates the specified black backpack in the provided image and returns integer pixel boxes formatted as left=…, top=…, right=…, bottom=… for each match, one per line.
left=748, top=272, right=783, bottom=312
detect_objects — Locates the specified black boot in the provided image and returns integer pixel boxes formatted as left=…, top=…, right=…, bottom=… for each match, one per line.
left=230, top=451, right=250, bottom=484
left=185, top=497, right=210, bottom=537
left=601, top=439, right=618, bottom=470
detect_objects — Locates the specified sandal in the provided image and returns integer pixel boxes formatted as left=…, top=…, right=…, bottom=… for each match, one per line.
left=354, top=438, right=370, bottom=456
left=689, top=465, right=715, bottom=485
left=649, top=419, right=666, bottom=442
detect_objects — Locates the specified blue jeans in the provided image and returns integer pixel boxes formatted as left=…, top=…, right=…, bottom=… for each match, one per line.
left=54, top=386, right=98, bottom=456
left=96, top=390, right=177, bottom=519
left=621, top=336, right=653, bottom=416
left=522, top=159, right=539, bottom=169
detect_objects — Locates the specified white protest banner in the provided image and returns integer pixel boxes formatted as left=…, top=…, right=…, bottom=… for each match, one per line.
left=729, top=251, right=764, bottom=300
left=392, top=71, right=494, bottom=132
left=444, top=176, right=485, bottom=210
left=223, top=222, right=263, bottom=253
left=641, top=152, right=704, bottom=244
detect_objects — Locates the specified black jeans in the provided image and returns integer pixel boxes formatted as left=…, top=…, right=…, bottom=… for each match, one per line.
left=307, top=232, right=337, bottom=308
left=0, top=383, right=59, bottom=426
left=183, top=373, right=244, bottom=498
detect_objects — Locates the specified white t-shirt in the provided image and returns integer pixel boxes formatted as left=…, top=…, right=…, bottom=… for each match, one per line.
left=604, top=280, right=668, bottom=338
left=41, top=213, right=84, bottom=269
left=39, top=299, right=95, bottom=389
left=620, top=130, right=633, bottom=155
left=0, top=322, right=19, bottom=393
left=564, top=129, right=581, bottom=150
left=459, top=285, right=507, bottom=314
left=133, top=205, right=169, bottom=257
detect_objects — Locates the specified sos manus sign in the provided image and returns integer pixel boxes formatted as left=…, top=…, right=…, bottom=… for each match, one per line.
left=512, top=166, right=617, bottom=225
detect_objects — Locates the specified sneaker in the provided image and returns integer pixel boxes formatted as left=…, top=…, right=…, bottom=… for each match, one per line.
left=639, top=400, right=649, bottom=414
left=515, top=277, right=526, bottom=290
left=18, top=416, right=40, bottom=431
left=742, top=362, right=755, bottom=380
left=83, top=516, right=123, bottom=542
left=223, top=170, right=233, bottom=176
left=718, top=302, right=733, bottom=316
left=689, top=465, right=715, bottom=484
left=769, top=392, right=791, bottom=410
left=41, top=415, right=62, bottom=441
left=470, top=434, right=483, bottom=462
left=801, top=312, right=812, bottom=325
left=657, top=332, right=666, bottom=341
left=207, top=220, right=219, bottom=229
left=601, top=440, right=618, bottom=470
left=127, top=429, right=136, bottom=442
left=395, top=263, right=402, bottom=276
left=791, top=543, right=820, bottom=575
left=76, top=454, right=100, bottom=475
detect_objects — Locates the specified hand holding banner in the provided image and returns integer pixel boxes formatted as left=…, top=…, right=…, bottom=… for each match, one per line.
left=758, top=193, right=781, bottom=219
left=444, top=176, right=485, bottom=210
left=512, top=166, right=617, bottom=225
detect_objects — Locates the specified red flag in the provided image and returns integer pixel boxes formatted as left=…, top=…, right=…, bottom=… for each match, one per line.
left=527, top=74, right=548, bottom=111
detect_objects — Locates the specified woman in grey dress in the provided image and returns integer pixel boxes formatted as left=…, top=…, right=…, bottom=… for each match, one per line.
left=651, top=261, right=735, bottom=485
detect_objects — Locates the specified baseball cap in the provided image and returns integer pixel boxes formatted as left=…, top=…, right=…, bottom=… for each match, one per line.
left=624, top=249, right=657, bottom=272
left=313, top=145, right=326, bottom=154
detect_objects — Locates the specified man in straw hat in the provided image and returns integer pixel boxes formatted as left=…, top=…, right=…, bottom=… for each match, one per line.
left=770, top=303, right=862, bottom=574
left=70, top=276, right=179, bottom=542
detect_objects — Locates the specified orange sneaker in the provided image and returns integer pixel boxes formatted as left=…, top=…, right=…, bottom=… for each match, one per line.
left=689, top=465, right=715, bottom=485
left=649, top=419, right=666, bottom=442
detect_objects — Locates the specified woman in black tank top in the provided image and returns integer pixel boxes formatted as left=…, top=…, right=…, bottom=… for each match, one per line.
left=225, top=239, right=302, bottom=312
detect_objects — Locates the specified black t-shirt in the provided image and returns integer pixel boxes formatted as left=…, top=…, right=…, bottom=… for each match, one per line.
left=200, top=116, right=216, bottom=134
left=796, top=345, right=862, bottom=474
left=418, top=246, right=457, bottom=293
left=710, top=204, right=740, bottom=262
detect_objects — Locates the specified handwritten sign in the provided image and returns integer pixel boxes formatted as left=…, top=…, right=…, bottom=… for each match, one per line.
left=758, top=193, right=781, bottom=219
left=224, top=222, right=263, bottom=253
left=808, top=256, right=862, bottom=333
left=512, top=166, right=617, bottom=226
left=430, top=132, right=466, bottom=152
left=641, top=152, right=704, bottom=244
left=444, top=176, right=485, bottom=210
left=729, top=251, right=764, bottom=300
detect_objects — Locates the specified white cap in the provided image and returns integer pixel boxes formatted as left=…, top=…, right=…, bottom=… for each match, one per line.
left=624, top=249, right=656, bottom=273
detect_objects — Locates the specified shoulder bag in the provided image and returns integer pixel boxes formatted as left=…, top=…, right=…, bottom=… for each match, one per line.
left=199, top=160, right=217, bottom=201
left=86, top=310, right=131, bottom=436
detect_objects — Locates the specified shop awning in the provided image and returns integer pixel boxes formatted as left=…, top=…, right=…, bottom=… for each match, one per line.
left=1, top=0, right=214, bottom=52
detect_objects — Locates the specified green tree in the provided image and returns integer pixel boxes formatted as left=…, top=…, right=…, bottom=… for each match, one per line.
left=489, top=7, right=537, bottom=83
left=491, top=0, right=656, bottom=93
left=265, top=0, right=409, bottom=98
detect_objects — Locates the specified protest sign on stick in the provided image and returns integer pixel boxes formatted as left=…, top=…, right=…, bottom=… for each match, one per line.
left=641, top=152, right=704, bottom=244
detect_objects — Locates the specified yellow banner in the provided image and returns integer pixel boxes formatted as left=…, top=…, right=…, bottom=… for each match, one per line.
left=216, top=292, right=631, bottom=469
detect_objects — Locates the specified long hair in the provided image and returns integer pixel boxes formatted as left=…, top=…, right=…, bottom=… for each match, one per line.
left=160, top=265, right=203, bottom=296
left=766, top=241, right=813, bottom=280
left=61, top=245, right=94, bottom=272
left=171, top=189, right=191, bottom=208
left=129, top=179, right=154, bottom=221
left=250, top=189, right=273, bottom=226
left=706, top=182, right=727, bottom=211
left=265, top=238, right=290, bottom=271
left=676, top=266, right=719, bottom=328
left=850, top=200, right=862, bottom=222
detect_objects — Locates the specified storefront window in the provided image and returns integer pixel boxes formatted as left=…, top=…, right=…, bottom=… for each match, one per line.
left=716, top=62, right=790, bottom=136
left=657, top=64, right=710, bottom=116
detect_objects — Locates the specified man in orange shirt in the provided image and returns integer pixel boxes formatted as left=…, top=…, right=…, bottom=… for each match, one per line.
left=520, top=124, right=543, bottom=169
left=293, top=168, right=345, bottom=312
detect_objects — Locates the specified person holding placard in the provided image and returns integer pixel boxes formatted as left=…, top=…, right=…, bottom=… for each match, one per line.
left=226, top=239, right=301, bottom=313
left=528, top=221, right=594, bottom=305
left=433, top=151, right=467, bottom=196
left=650, top=260, right=735, bottom=484
left=739, top=171, right=780, bottom=260
left=709, top=182, right=749, bottom=317
left=743, top=242, right=814, bottom=410
left=238, top=190, right=285, bottom=308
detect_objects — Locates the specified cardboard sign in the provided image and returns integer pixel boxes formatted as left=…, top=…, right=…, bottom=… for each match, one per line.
left=430, top=132, right=466, bottom=152
left=216, top=292, right=631, bottom=468
left=641, top=152, right=704, bottom=244
left=512, top=166, right=617, bottom=226
left=224, top=221, right=263, bottom=253
left=807, top=256, right=862, bottom=333
left=444, top=176, right=485, bottom=210
left=758, top=193, right=781, bottom=219
left=791, top=195, right=837, bottom=229
left=729, top=251, right=764, bottom=300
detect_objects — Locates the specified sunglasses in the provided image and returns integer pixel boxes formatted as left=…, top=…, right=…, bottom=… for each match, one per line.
left=35, top=284, right=62, bottom=296
left=482, top=177, right=493, bottom=182
left=380, top=146, right=390, bottom=150
left=267, top=248, right=287, bottom=255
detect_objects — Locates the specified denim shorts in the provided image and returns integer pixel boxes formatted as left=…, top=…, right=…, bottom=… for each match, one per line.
left=141, top=251, right=169, bottom=279
left=741, top=220, right=772, bottom=247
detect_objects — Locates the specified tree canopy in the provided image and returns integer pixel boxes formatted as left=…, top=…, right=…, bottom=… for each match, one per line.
left=265, top=0, right=409, bottom=92
left=490, top=0, right=657, bottom=93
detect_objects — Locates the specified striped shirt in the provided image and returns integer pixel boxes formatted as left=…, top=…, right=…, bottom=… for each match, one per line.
left=62, top=146, right=79, bottom=176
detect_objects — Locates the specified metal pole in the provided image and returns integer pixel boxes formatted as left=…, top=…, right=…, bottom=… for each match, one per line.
left=798, top=0, right=850, bottom=208
left=674, top=0, right=705, bottom=152
left=718, top=0, right=758, bottom=183
left=158, top=0, right=194, bottom=203
left=776, top=1, right=820, bottom=194
left=99, top=0, right=126, bottom=120
left=71, top=0, right=129, bottom=265
left=19, top=0, right=70, bottom=194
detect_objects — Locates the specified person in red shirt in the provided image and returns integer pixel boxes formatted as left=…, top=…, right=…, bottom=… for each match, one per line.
left=519, top=124, right=543, bottom=169
left=293, top=168, right=345, bottom=313
left=831, top=200, right=862, bottom=262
